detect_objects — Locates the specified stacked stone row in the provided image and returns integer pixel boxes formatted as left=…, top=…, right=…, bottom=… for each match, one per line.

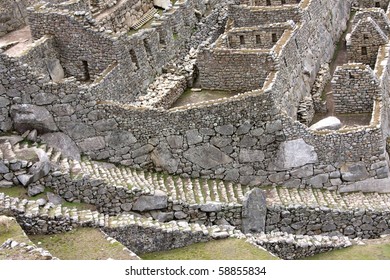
left=0, top=192, right=233, bottom=239
left=249, top=231, right=352, bottom=260
left=267, top=187, right=390, bottom=211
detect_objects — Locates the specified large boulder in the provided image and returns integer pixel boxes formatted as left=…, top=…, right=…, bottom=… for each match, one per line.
left=10, top=104, right=58, bottom=134
left=132, top=190, right=168, bottom=212
left=154, top=0, right=172, bottom=9
left=341, top=162, right=369, bottom=182
left=241, top=188, right=267, bottom=234
left=40, top=132, right=80, bottom=160
left=274, top=139, right=318, bottom=170
left=309, top=116, right=342, bottom=131
left=16, top=148, right=50, bottom=186
left=151, top=143, right=179, bottom=173
left=183, top=144, right=233, bottom=169
left=46, top=59, right=64, bottom=83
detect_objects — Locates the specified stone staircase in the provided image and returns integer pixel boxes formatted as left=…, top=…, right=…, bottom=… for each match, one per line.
left=130, top=8, right=158, bottom=30
left=266, top=187, right=390, bottom=211
left=4, top=138, right=390, bottom=213
left=0, top=192, right=234, bottom=240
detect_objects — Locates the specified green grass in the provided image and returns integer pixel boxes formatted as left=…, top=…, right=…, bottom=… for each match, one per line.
left=29, top=228, right=137, bottom=260
left=141, top=238, right=279, bottom=260
left=0, top=219, right=30, bottom=246
left=304, top=242, right=390, bottom=260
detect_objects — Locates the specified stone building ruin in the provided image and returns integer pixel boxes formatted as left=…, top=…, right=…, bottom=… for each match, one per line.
left=2, top=0, right=390, bottom=259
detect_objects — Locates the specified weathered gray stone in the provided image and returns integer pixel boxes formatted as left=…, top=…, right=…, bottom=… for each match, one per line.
left=120, top=203, right=133, bottom=212
left=28, top=184, right=45, bottom=197
left=27, top=129, right=37, bottom=142
left=341, top=162, right=369, bottom=182
left=132, top=144, right=154, bottom=158
left=17, top=174, right=34, bottom=187
left=0, top=96, right=10, bottom=108
left=151, top=143, right=179, bottom=173
left=339, top=177, right=390, bottom=193
left=216, top=124, right=234, bottom=135
left=309, top=116, right=342, bottom=131
left=66, top=123, right=95, bottom=140
left=132, top=190, right=168, bottom=212
left=166, top=135, right=183, bottom=149
left=184, top=144, right=233, bottom=169
left=78, top=137, right=106, bottom=152
left=237, top=121, right=252, bottom=135
left=186, top=129, right=202, bottom=145
left=47, top=192, right=63, bottom=205
left=93, top=119, right=118, bottom=132
left=241, top=188, right=267, bottom=234
left=105, top=131, right=137, bottom=149
left=200, top=202, right=222, bottom=212
left=210, top=136, right=231, bottom=148
left=275, top=139, right=318, bottom=169
left=52, top=104, right=74, bottom=116
left=239, top=149, right=265, bottom=163
left=0, top=135, right=23, bottom=145
left=40, top=132, right=81, bottom=160
left=10, top=104, right=58, bottom=134
left=0, top=180, right=13, bottom=188
left=46, top=59, right=64, bottom=82
left=0, top=162, right=9, bottom=174
left=266, top=120, right=283, bottom=133
left=290, top=165, right=314, bottom=178
left=238, top=136, right=257, bottom=148
left=308, top=174, right=329, bottom=188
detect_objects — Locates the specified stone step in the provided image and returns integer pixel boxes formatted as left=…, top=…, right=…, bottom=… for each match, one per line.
left=130, top=8, right=158, bottom=30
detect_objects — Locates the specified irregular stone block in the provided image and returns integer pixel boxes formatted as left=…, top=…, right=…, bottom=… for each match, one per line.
left=341, top=162, right=369, bottom=182
left=132, top=190, right=168, bottom=212
left=46, top=58, right=64, bottom=82
left=275, top=139, right=318, bottom=169
left=241, top=188, right=267, bottom=234
left=78, top=136, right=106, bottom=152
left=10, top=104, right=58, bottom=134
left=184, top=144, right=233, bottom=169
left=41, top=132, right=81, bottom=160
left=200, top=202, right=222, bottom=212
left=105, top=131, right=137, bottom=149
left=151, top=143, right=179, bottom=173
left=309, top=116, right=342, bottom=131
left=239, top=149, right=265, bottom=163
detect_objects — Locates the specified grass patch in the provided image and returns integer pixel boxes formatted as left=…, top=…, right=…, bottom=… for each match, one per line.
left=304, top=242, right=390, bottom=260
left=0, top=220, right=30, bottom=246
left=29, top=228, right=136, bottom=260
left=141, top=238, right=279, bottom=260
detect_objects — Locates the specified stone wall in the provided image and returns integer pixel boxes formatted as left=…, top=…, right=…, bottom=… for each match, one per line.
left=225, top=22, right=292, bottom=49
left=0, top=0, right=29, bottom=36
left=229, top=4, right=301, bottom=27
left=266, top=206, right=390, bottom=239
left=97, top=0, right=154, bottom=33
left=0, top=193, right=233, bottom=253
left=352, top=8, right=390, bottom=36
left=347, top=17, right=388, bottom=67
left=332, top=63, right=381, bottom=114
left=197, top=48, right=276, bottom=91
left=358, top=0, right=390, bottom=9
left=2, top=0, right=390, bottom=191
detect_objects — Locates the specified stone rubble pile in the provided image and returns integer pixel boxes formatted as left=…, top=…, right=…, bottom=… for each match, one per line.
left=132, top=74, right=187, bottom=109
left=0, top=238, right=58, bottom=260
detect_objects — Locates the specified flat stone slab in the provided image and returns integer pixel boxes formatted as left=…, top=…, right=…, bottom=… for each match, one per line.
left=339, top=177, right=390, bottom=193
left=241, top=188, right=267, bottom=234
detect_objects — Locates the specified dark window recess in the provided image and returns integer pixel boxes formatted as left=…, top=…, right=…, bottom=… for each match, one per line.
left=82, top=60, right=90, bottom=81
left=144, top=39, right=152, bottom=57
left=361, top=46, right=368, bottom=55
left=256, top=35, right=261, bottom=45
left=240, top=35, right=245, bottom=45
left=375, top=2, right=381, bottom=8
left=266, top=0, right=271, bottom=6
left=272, top=33, right=278, bottom=43
left=129, top=49, right=139, bottom=70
